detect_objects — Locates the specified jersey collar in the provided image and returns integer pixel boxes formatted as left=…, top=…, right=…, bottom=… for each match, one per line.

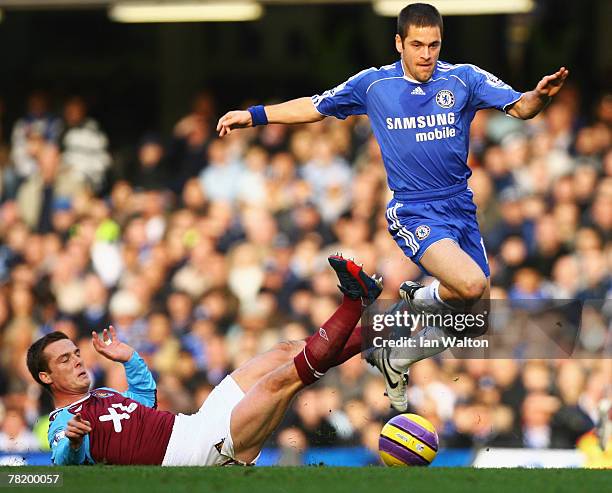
left=50, top=393, right=92, bottom=416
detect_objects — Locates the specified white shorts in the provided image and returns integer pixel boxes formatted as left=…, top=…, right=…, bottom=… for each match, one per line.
left=162, top=375, right=252, bottom=466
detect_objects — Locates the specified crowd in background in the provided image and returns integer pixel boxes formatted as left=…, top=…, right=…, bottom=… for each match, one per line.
left=0, top=85, right=610, bottom=462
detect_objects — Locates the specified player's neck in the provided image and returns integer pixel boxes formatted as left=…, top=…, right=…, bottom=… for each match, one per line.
left=53, top=390, right=90, bottom=410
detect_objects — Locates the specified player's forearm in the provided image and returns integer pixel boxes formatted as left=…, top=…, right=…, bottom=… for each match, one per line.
left=122, top=351, right=157, bottom=407
left=507, top=90, right=550, bottom=120
left=264, top=97, right=326, bottom=124
left=124, top=352, right=156, bottom=390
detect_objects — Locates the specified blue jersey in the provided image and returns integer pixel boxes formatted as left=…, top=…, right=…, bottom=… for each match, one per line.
left=47, top=352, right=160, bottom=465
left=312, top=60, right=522, bottom=200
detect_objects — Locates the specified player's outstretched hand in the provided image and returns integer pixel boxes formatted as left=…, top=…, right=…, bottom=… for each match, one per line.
left=216, top=110, right=253, bottom=137
left=65, top=413, right=92, bottom=450
left=91, top=326, right=134, bottom=363
left=535, top=66, right=569, bottom=98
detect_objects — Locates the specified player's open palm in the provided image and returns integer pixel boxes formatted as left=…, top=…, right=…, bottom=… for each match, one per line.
left=91, top=326, right=134, bottom=363
left=216, top=110, right=252, bottom=137
left=65, top=413, right=92, bottom=450
left=536, top=66, right=569, bottom=98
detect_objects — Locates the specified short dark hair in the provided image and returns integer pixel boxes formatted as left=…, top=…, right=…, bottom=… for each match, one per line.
left=397, top=3, right=443, bottom=40
left=26, top=331, right=70, bottom=392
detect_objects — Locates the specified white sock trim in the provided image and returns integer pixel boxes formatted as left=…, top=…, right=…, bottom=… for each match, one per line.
left=302, top=349, right=323, bottom=379
left=430, top=280, right=455, bottom=310
left=413, top=279, right=454, bottom=313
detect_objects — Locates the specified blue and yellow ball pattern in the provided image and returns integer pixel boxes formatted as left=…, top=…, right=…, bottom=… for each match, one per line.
left=379, top=413, right=439, bottom=466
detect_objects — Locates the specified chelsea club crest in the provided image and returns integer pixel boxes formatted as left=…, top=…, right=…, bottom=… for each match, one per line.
left=435, top=90, right=455, bottom=109
left=415, top=225, right=431, bottom=241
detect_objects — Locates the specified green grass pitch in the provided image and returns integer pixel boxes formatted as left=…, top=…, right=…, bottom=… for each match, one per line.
left=1, top=466, right=609, bottom=493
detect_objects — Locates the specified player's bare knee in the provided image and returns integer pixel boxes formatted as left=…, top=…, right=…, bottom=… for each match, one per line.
left=274, top=340, right=306, bottom=359
left=457, top=276, right=487, bottom=303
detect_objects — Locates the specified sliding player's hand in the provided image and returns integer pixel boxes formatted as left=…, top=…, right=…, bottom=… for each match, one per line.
left=216, top=110, right=252, bottom=137
left=91, top=326, right=134, bottom=363
left=535, top=66, right=569, bottom=98
left=65, top=413, right=92, bottom=450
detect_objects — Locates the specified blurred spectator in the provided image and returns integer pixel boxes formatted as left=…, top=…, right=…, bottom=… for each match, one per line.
left=550, top=361, right=593, bottom=448
left=130, top=134, right=168, bottom=191
left=10, top=91, right=61, bottom=180
left=168, top=91, right=215, bottom=193
left=301, top=135, right=352, bottom=223
left=522, top=392, right=560, bottom=448
left=16, top=143, right=85, bottom=233
left=109, top=290, right=148, bottom=354
left=59, top=96, right=111, bottom=192
left=0, top=406, right=40, bottom=452
left=74, top=273, right=111, bottom=337
left=198, top=140, right=243, bottom=202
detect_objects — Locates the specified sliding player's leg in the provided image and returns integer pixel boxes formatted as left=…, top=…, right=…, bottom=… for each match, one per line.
left=230, top=340, right=306, bottom=394
left=230, top=361, right=304, bottom=462
left=229, top=318, right=369, bottom=462
left=229, top=315, right=367, bottom=463
left=231, top=323, right=365, bottom=394
left=231, top=254, right=382, bottom=394
left=229, top=256, right=382, bottom=463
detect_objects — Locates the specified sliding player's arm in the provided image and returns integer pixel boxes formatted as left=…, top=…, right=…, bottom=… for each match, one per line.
left=120, top=351, right=157, bottom=407
left=92, top=326, right=157, bottom=408
left=48, top=411, right=92, bottom=465
left=217, top=67, right=374, bottom=137
left=506, top=67, right=569, bottom=119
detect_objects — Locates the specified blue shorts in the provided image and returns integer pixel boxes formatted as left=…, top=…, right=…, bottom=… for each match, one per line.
left=385, top=188, right=490, bottom=277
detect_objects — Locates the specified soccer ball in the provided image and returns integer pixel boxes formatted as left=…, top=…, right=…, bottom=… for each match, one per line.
left=379, top=413, right=439, bottom=466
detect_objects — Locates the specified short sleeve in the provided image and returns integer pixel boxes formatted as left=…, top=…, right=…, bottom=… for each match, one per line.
left=311, top=68, right=373, bottom=120
left=466, top=65, right=523, bottom=113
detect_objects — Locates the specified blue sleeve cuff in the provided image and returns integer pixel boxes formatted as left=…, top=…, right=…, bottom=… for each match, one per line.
left=502, top=92, right=524, bottom=114
left=122, top=351, right=140, bottom=368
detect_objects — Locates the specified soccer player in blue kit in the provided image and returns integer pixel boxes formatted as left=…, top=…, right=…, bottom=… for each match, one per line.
left=217, top=3, right=568, bottom=411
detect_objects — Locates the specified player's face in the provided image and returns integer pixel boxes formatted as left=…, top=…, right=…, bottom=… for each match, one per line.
left=396, top=25, right=442, bottom=83
left=41, top=339, right=91, bottom=395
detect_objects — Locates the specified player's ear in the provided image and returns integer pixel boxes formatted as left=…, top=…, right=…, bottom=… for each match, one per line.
left=395, top=34, right=403, bottom=54
left=39, top=372, right=53, bottom=385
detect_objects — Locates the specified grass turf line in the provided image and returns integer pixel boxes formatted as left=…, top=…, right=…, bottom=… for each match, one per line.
left=0, top=466, right=609, bottom=493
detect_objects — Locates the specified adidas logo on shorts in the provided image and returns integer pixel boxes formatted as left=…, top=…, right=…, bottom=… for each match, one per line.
left=411, top=86, right=426, bottom=95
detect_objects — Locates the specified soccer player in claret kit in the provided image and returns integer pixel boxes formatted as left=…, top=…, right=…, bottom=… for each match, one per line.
left=216, top=2, right=569, bottom=411
left=27, top=256, right=383, bottom=466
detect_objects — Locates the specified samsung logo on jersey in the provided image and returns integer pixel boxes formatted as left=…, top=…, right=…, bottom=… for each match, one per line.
left=386, top=112, right=455, bottom=130
left=386, top=112, right=457, bottom=142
